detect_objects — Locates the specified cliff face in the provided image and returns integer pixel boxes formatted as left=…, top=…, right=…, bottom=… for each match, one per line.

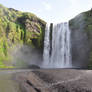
left=69, top=9, right=92, bottom=68
left=0, top=4, right=46, bottom=68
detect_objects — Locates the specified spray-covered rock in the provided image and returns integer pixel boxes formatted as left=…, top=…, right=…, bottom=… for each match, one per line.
left=69, top=9, right=92, bottom=68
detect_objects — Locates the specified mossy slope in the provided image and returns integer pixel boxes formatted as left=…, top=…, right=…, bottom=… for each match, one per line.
left=0, top=4, right=46, bottom=68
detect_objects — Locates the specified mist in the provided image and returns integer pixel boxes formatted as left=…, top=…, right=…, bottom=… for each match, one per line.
left=10, top=45, right=43, bottom=68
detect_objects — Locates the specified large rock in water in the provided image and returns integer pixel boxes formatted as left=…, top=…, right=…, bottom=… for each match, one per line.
left=69, top=9, right=92, bottom=68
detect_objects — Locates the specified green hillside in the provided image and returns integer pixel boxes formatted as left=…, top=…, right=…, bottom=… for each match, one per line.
left=0, top=4, right=46, bottom=68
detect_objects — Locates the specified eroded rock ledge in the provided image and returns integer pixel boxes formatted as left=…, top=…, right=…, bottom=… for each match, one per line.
left=15, top=69, right=92, bottom=92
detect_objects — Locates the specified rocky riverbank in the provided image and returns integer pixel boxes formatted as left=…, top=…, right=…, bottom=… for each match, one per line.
left=15, top=69, right=92, bottom=92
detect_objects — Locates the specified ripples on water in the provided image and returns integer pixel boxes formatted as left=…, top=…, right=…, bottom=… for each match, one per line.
left=0, top=70, right=30, bottom=92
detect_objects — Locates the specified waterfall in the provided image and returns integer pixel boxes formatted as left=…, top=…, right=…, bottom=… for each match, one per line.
left=43, top=22, right=72, bottom=68
left=43, top=24, right=50, bottom=66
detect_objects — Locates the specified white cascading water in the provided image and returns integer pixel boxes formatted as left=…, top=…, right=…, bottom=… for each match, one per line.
left=43, top=22, right=72, bottom=68
left=43, top=24, right=50, bottom=66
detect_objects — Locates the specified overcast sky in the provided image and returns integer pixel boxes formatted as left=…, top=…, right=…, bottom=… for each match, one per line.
left=0, top=0, right=92, bottom=23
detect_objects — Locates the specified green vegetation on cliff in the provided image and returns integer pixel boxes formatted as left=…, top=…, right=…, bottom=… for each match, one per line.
left=83, top=10, right=92, bottom=69
left=69, top=9, right=92, bottom=69
left=0, top=4, right=46, bottom=68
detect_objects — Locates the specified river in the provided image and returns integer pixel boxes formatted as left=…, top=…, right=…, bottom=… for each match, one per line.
left=0, top=69, right=30, bottom=92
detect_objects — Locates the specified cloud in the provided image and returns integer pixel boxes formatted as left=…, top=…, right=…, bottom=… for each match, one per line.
left=42, top=2, right=52, bottom=11
left=36, top=9, right=43, bottom=13
left=88, top=0, right=92, bottom=8
left=69, top=0, right=80, bottom=4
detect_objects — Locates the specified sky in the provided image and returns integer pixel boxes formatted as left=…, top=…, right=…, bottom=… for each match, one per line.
left=0, top=0, right=92, bottom=23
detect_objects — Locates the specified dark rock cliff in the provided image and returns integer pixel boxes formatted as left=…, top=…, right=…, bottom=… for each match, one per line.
left=69, top=9, right=92, bottom=68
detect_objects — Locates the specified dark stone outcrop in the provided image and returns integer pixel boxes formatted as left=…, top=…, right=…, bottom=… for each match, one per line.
left=69, top=9, right=92, bottom=68
left=15, top=69, right=92, bottom=92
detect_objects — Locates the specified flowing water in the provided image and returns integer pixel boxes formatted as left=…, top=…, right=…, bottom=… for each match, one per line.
left=43, top=24, right=50, bottom=66
left=0, top=69, right=30, bottom=92
left=43, top=22, right=72, bottom=68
